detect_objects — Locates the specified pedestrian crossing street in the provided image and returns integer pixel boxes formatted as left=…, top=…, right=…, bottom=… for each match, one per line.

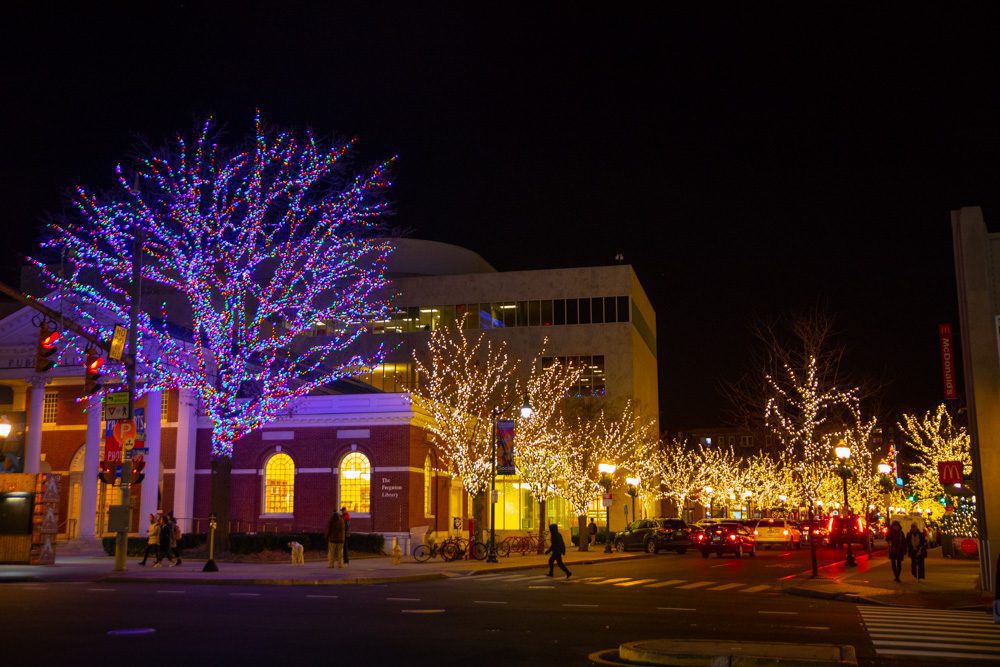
left=449, top=573, right=775, bottom=594
left=859, top=605, right=1000, bottom=662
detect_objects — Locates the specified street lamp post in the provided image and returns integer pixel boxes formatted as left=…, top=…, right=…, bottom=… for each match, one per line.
left=835, top=443, right=857, bottom=567
left=599, top=463, right=617, bottom=553
left=626, top=476, right=640, bottom=521
left=487, top=396, right=533, bottom=564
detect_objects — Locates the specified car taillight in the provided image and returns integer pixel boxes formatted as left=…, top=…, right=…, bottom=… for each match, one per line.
left=729, top=534, right=737, bottom=541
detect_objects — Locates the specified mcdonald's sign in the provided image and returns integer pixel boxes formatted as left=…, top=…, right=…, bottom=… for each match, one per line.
left=938, top=461, right=963, bottom=485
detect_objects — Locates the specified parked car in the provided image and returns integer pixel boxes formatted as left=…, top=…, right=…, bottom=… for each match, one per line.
left=694, top=522, right=756, bottom=558
left=614, top=519, right=667, bottom=553
left=797, top=519, right=828, bottom=545
left=826, top=515, right=872, bottom=550
left=651, top=518, right=692, bottom=554
left=753, top=518, right=802, bottom=549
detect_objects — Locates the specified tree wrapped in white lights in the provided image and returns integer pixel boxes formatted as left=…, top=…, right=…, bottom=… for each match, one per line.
left=514, top=352, right=583, bottom=552
left=833, top=401, right=882, bottom=517
left=411, top=316, right=517, bottom=539
left=697, top=445, right=739, bottom=517
left=649, top=438, right=708, bottom=518
left=897, top=404, right=972, bottom=511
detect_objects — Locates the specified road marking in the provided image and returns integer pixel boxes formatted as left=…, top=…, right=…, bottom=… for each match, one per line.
left=676, top=581, right=715, bottom=589
left=107, top=628, right=156, bottom=636
left=473, top=600, right=508, bottom=605
left=588, top=577, right=631, bottom=585
left=306, top=595, right=339, bottom=599
left=870, top=632, right=1000, bottom=644
left=874, top=639, right=1000, bottom=652
left=528, top=585, right=555, bottom=589
left=615, top=579, right=657, bottom=587
left=644, top=579, right=686, bottom=588
left=492, top=575, right=537, bottom=582
left=563, top=603, right=599, bottom=608
left=657, top=607, right=696, bottom=612
left=758, top=611, right=797, bottom=615
left=87, top=588, right=116, bottom=592
left=575, top=577, right=603, bottom=582
left=740, top=585, right=772, bottom=593
left=387, top=597, right=421, bottom=601
left=868, top=648, right=1000, bottom=660
left=229, top=593, right=260, bottom=597
left=520, top=575, right=553, bottom=582
left=792, top=626, right=830, bottom=631
left=467, top=574, right=509, bottom=581
left=155, top=590, right=185, bottom=594
left=707, top=583, right=743, bottom=591
left=401, top=609, right=445, bottom=614
left=711, top=563, right=735, bottom=568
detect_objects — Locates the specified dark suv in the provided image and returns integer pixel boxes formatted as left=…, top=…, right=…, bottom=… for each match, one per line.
left=615, top=518, right=690, bottom=554
left=694, top=522, right=756, bottom=558
left=826, top=515, right=872, bottom=550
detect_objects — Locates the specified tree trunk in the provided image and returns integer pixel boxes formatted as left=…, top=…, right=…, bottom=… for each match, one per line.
left=210, top=456, right=233, bottom=553
left=808, top=502, right=818, bottom=577
left=537, top=498, right=547, bottom=554
left=473, top=491, right=486, bottom=545
left=577, top=514, right=589, bottom=552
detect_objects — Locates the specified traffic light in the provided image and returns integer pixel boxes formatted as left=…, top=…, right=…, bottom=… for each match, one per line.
left=98, top=462, right=117, bottom=485
left=83, top=347, right=104, bottom=395
left=34, top=322, right=60, bottom=372
left=132, top=460, right=146, bottom=486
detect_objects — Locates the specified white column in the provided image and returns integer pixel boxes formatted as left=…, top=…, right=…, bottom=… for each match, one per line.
left=78, top=395, right=102, bottom=539
left=139, top=390, right=162, bottom=521
left=173, top=388, right=198, bottom=533
left=24, top=376, right=47, bottom=474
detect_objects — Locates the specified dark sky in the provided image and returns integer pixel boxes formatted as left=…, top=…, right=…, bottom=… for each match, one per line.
left=4, top=4, right=1000, bottom=429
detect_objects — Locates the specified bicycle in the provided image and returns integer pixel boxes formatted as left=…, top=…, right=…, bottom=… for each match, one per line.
left=441, top=536, right=488, bottom=561
left=412, top=540, right=448, bottom=563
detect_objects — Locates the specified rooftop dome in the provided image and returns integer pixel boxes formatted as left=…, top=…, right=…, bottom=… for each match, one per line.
left=384, top=238, right=495, bottom=277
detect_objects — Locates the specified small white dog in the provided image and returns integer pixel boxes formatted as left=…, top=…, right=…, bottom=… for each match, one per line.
left=288, top=541, right=305, bottom=565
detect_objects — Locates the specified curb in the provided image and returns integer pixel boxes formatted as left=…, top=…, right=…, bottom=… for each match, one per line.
left=783, top=586, right=872, bottom=604
left=617, top=639, right=857, bottom=666
left=99, top=572, right=449, bottom=586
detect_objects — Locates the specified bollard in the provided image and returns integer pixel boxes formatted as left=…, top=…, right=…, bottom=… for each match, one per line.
left=391, top=537, right=402, bottom=565
left=203, top=512, right=219, bottom=572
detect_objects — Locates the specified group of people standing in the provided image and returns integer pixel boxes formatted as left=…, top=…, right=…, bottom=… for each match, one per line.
left=139, top=511, right=183, bottom=567
left=886, top=520, right=928, bottom=582
left=325, top=506, right=352, bottom=568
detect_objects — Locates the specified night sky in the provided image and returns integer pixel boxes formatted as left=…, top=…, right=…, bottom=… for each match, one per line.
left=4, top=5, right=1000, bottom=430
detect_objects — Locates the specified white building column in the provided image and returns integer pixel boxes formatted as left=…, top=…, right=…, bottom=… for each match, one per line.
left=173, top=388, right=198, bottom=533
left=139, top=390, right=162, bottom=522
left=78, top=395, right=102, bottom=539
left=24, top=376, right=47, bottom=474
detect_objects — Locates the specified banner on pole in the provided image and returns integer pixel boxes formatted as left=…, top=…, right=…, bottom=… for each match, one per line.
left=939, top=323, right=958, bottom=400
left=497, top=419, right=515, bottom=475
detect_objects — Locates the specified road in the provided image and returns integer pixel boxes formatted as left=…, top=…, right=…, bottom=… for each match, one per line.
left=1, top=544, right=994, bottom=666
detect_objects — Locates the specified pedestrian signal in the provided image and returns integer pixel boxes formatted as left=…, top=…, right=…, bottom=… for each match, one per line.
left=83, top=348, right=104, bottom=396
left=35, top=323, right=60, bottom=373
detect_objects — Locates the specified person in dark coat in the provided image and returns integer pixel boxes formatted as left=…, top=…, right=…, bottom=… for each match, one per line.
left=906, top=522, right=927, bottom=581
left=326, top=510, right=346, bottom=568
left=154, top=515, right=176, bottom=567
left=886, top=520, right=906, bottom=582
left=341, top=506, right=351, bottom=567
left=544, top=523, right=571, bottom=578
left=588, top=518, right=598, bottom=546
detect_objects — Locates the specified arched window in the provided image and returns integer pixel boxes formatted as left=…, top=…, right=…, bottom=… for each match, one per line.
left=424, top=453, right=433, bottom=516
left=339, top=452, right=371, bottom=514
left=263, top=452, right=295, bottom=515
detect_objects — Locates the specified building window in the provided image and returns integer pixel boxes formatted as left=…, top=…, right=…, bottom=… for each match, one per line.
left=424, top=454, right=433, bottom=517
left=263, top=452, right=295, bottom=515
left=357, top=362, right=416, bottom=393
left=739, top=435, right=753, bottom=448
left=43, top=392, right=58, bottom=424
left=161, top=392, right=170, bottom=422
left=339, top=452, right=371, bottom=514
left=543, top=355, right=606, bottom=397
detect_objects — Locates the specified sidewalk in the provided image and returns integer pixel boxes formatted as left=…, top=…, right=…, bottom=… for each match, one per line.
left=781, top=547, right=992, bottom=610
left=1, top=549, right=650, bottom=586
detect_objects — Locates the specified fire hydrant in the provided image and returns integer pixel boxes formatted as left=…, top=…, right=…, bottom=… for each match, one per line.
left=391, top=537, right=402, bottom=565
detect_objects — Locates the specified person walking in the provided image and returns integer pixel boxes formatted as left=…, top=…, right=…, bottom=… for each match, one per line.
left=588, top=518, right=598, bottom=546
left=907, top=522, right=927, bottom=581
left=326, top=509, right=346, bottom=568
left=167, top=511, right=182, bottom=565
left=154, top=515, right=176, bottom=567
left=341, top=506, right=351, bottom=567
left=886, top=520, right=906, bottom=582
left=544, top=523, right=571, bottom=578
left=139, top=514, right=159, bottom=566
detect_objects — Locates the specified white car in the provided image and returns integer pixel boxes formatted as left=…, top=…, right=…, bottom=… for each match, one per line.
left=753, top=518, right=802, bottom=549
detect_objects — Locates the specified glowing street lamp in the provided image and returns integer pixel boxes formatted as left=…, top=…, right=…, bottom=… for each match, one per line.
left=487, top=395, right=532, bottom=564
left=0, top=415, right=11, bottom=439
left=834, top=441, right=856, bottom=567
left=599, top=463, right=617, bottom=553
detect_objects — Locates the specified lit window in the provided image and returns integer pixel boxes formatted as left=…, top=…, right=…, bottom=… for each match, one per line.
left=339, top=452, right=371, bottom=513
left=161, top=392, right=170, bottom=422
left=43, top=392, right=58, bottom=424
left=263, top=453, right=295, bottom=515
left=424, top=454, right=433, bottom=516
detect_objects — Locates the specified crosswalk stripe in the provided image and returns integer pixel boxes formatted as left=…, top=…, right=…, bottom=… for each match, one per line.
left=519, top=576, right=553, bottom=582
left=644, top=579, right=686, bottom=588
left=492, top=575, right=536, bottom=581
left=676, top=581, right=715, bottom=589
left=739, top=585, right=771, bottom=593
left=707, top=583, right=743, bottom=591
left=859, top=606, right=1000, bottom=660
left=614, top=579, right=657, bottom=587
left=587, top=577, right=631, bottom=585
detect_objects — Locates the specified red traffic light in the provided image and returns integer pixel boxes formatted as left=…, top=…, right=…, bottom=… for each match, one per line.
left=84, top=348, right=104, bottom=396
left=41, top=329, right=60, bottom=349
left=86, top=354, right=105, bottom=373
left=35, top=323, right=60, bottom=372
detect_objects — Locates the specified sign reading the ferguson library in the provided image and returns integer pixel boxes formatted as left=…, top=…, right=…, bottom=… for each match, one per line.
left=496, top=419, right=516, bottom=475
left=938, top=461, right=964, bottom=486
left=939, top=323, right=958, bottom=400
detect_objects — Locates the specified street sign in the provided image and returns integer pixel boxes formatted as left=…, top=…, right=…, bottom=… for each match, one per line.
left=602, top=492, right=613, bottom=508
left=109, top=325, right=127, bottom=361
left=104, top=392, right=130, bottom=420
left=131, top=447, right=149, bottom=456
left=938, top=461, right=963, bottom=485
left=134, top=407, right=146, bottom=439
